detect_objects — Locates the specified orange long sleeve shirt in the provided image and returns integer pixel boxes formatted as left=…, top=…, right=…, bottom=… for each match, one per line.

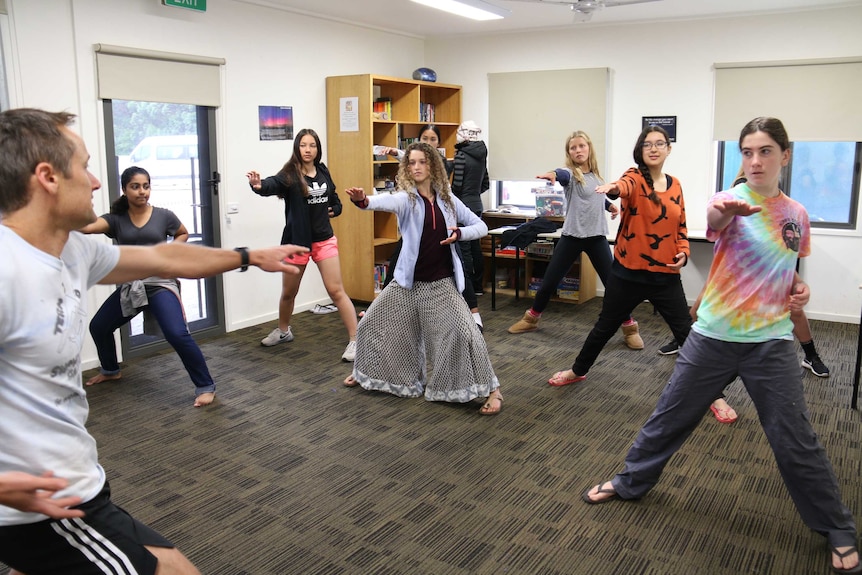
left=610, top=168, right=689, bottom=274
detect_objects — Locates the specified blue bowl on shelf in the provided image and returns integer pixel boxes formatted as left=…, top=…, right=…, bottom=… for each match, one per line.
left=412, top=68, right=437, bottom=82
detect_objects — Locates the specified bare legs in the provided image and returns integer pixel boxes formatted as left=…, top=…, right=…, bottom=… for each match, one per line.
left=276, top=266, right=305, bottom=333
left=317, top=256, right=357, bottom=340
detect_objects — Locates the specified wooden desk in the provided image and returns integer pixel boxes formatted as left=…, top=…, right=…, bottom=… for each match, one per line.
left=488, top=227, right=522, bottom=311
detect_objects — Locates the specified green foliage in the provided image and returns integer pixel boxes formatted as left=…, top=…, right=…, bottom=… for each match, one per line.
left=112, top=101, right=197, bottom=155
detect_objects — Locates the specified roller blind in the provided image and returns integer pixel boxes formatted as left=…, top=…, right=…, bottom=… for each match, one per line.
left=714, top=58, right=862, bottom=141
left=488, top=68, right=608, bottom=181
left=94, top=44, right=224, bottom=107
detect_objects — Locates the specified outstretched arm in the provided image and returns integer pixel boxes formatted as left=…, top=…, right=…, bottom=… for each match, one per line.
left=99, top=243, right=309, bottom=285
left=0, top=471, right=85, bottom=519
left=78, top=216, right=110, bottom=235
left=707, top=198, right=762, bottom=231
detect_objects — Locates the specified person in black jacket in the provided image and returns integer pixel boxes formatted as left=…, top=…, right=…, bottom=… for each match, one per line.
left=247, top=128, right=358, bottom=361
left=451, top=121, right=489, bottom=295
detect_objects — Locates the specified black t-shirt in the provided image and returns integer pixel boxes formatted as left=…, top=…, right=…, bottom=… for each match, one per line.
left=305, top=171, right=334, bottom=243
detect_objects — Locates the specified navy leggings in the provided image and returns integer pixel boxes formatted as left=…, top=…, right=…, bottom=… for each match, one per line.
left=89, top=287, right=215, bottom=395
left=532, top=234, right=613, bottom=314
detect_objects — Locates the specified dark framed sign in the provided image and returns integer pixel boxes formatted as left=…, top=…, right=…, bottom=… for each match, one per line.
left=642, top=116, right=677, bottom=142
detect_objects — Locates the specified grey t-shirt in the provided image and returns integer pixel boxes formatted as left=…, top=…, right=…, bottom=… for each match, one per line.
left=556, top=168, right=609, bottom=239
left=102, top=206, right=182, bottom=245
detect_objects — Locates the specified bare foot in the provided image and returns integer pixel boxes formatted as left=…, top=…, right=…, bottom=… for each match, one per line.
left=85, top=372, right=121, bottom=386
left=343, top=375, right=359, bottom=387
left=194, top=392, right=215, bottom=408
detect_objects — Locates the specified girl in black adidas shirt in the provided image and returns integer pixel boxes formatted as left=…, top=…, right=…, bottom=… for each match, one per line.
left=248, top=128, right=358, bottom=361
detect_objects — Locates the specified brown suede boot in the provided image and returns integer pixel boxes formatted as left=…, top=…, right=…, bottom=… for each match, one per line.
left=508, top=310, right=540, bottom=334
left=621, top=321, right=644, bottom=350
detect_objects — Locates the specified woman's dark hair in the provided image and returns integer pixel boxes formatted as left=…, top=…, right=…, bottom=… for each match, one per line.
left=278, top=128, right=322, bottom=197
left=110, top=166, right=150, bottom=214
left=419, top=124, right=442, bottom=142
left=632, top=125, right=671, bottom=205
left=739, top=117, right=790, bottom=152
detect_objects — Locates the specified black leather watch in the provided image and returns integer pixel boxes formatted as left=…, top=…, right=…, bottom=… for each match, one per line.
left=234, top=247, right=249, bottom=272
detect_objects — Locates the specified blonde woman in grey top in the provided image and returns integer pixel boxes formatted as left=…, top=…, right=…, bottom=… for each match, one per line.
left=508, top=131, right=644, bottom=360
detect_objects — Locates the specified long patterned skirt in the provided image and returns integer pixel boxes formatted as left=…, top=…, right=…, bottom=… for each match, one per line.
left=352, top=277, right=499, bottom=402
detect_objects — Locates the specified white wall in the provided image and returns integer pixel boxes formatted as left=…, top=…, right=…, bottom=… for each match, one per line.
left=426, top=5, right=862, bottom=323
left=3, top=1, right=861, bottom=374
left=3, top=0, right=424, bottom=368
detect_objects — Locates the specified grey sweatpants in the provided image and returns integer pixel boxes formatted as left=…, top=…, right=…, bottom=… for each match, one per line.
left=611, top=330, right=857, bottom=548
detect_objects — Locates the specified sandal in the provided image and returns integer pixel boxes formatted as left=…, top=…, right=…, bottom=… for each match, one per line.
left=548, top=370, right=586, bottom=387
left=830, top=545, right=862, bottom=574
left=581, top=482, right=620, bottom=505
left=479, top=391, right=503, bottom=416
left=710, top=403, right=738, bottom=424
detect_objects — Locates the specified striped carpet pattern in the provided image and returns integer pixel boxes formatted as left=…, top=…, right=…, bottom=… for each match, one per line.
left=3, top=295, right=860, bottom=574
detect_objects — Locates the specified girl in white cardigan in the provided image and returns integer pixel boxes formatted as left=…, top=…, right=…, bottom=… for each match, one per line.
left=343, top=142, right=502, bottom=415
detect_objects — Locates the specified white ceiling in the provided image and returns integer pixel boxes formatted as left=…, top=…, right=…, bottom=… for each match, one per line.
left=236, top=0, right=861, bottom=38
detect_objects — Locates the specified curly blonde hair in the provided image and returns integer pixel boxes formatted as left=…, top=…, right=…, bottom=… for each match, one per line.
left=396, top=142, right=455, bottom=215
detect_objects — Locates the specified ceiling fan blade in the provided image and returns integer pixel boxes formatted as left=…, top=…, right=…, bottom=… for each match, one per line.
left=602, top=0, right=662, bottom=8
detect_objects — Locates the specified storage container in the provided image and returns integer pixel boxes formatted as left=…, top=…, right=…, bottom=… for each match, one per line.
left=533, top=183, right=567, bottom=217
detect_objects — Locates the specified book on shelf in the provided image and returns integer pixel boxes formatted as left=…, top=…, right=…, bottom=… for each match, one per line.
left=374, top=263, right=390, bottom=293
left=373, top=98, right=392, bottom=121
left=419, top=101, right=435, bottom=122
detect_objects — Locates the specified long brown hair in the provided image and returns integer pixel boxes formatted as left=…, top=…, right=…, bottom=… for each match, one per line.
left=277, top=128, right=322, bottom=197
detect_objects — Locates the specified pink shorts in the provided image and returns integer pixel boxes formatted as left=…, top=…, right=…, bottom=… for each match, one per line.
left=288, top=236, right=339, bottom=266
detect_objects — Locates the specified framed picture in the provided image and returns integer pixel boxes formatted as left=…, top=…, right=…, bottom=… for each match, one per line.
left=642, top=116, right=677, bottom=142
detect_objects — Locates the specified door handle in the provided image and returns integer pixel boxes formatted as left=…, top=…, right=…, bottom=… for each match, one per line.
left=208, top=171, right=221, bottom=196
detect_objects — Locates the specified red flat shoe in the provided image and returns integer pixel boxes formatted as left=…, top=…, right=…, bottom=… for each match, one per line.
left=548, top=371, right=586, bottom=387
left=710, top=403, right=738, bottom=424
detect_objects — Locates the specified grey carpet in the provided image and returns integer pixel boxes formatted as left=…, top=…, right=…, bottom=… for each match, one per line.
left=3, top=295, right=860, bottom=574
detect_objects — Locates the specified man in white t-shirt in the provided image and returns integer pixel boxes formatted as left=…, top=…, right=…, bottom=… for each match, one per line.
left=0, top=108, right=307, bottom=575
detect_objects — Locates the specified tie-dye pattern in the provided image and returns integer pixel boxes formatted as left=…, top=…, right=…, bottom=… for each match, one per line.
left=693, top=183, right=810, bottom=343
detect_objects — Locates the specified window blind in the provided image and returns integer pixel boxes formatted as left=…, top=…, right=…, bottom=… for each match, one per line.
left=488, top=68, right=608, bottom=181
left=94, top=44, right=224, bottom=107
left=714, top=58, right=862, bottom=142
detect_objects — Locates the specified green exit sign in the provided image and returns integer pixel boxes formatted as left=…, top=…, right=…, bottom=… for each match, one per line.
left=163, top=0, right=206, bottom=11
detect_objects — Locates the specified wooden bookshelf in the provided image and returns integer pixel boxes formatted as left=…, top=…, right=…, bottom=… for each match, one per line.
left=326, top=74, right=462, bottom=302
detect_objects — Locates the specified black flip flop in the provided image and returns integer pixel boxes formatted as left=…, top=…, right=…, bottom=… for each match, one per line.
left=581, top=483, right=620, bottom=505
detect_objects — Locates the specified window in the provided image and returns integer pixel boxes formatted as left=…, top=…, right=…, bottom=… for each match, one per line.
left=716, top=141, right=860, bottom=229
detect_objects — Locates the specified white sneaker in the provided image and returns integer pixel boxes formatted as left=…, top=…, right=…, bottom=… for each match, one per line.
left=261, top=326, right=294, bottom=347
left=312, top=303, right=338, bottom=315
left=342, top=340, right=357, bottom=362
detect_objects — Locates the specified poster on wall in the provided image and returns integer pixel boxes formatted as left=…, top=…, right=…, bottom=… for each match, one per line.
left=259, top=106, right=294, bottom=141
left=642, top=116, right=677, bottom=142
left=340, top=97, right=359, bottom=132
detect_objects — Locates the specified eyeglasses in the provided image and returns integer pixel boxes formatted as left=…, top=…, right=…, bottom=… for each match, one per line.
left=642, top=141, right=669, bottom=150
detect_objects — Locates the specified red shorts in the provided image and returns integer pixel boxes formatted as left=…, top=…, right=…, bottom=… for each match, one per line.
left=288, top=236, right=339, bottom=266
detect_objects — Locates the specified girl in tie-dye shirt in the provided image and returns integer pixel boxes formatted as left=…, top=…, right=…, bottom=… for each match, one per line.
left=582, top=117, right=859, bottom=575
left=693, top=180, right=810, bottom=342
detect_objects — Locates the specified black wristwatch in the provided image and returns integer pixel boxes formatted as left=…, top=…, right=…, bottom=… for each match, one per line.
left=234, top=247, right=249, bottom=272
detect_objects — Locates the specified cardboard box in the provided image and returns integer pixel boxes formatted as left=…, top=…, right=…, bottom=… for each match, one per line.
left=557, top=289, right=580, bottom=301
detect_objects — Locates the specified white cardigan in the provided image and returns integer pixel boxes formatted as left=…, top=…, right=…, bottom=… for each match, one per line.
left=362, top=189, right=487, bottom=291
